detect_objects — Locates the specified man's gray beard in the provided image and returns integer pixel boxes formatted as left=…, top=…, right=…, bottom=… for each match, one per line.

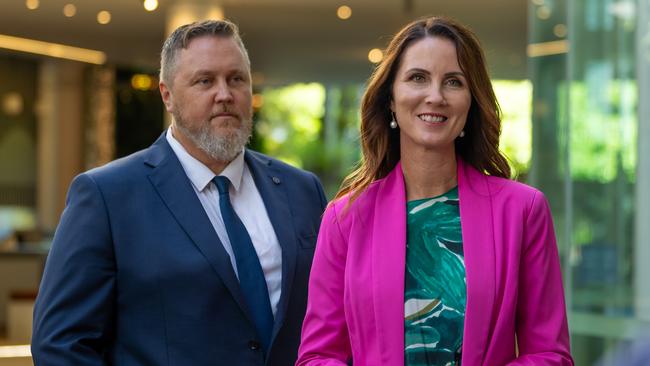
left=173, top=114, right=252, bottom=163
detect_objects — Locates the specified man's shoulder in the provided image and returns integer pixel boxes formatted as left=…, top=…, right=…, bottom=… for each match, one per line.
left=83, top=133, right=170, bottom=181
left=77, top=142, right=168, bottom=194
left=86, top=148, right=150, bottom=180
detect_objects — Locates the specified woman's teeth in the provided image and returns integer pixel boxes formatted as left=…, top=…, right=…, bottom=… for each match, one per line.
left=418, top=114, right=447, bottom=122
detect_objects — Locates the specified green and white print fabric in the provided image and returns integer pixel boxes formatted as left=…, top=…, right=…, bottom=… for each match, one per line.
left=404, top=186, right=465, bottom=366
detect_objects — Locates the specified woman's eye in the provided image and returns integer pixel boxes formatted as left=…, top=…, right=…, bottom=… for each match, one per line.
left=409, top=74, right=425, bottom=82
left=446, top=79, right=463, bottom=87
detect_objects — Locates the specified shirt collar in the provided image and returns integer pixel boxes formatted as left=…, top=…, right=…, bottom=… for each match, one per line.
left=166, top=128, right=245, bottom=193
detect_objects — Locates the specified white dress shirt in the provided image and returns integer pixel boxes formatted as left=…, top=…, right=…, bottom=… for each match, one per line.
left=166, top=128, right=282, bottom=316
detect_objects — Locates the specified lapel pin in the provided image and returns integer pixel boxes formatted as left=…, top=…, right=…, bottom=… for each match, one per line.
left=272, top=176, right=281, bottom=185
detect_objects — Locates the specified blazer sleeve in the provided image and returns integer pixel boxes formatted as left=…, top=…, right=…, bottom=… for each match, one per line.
left=296, top=203, right=352, bottom=366
left=508, top=191, right=574, bottom=365
left=311, top=172, right=328, bottom=212
left=32, top=173, right=116, bottom=365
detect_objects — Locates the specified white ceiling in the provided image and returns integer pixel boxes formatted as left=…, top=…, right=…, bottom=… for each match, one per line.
left=0, top=0, right=528, bottom=85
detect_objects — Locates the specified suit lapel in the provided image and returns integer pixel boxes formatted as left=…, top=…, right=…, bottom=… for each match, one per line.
left=371, top=162, right=407, bottom=365
left=244, top=151, right=298, bottom=341
left=144, top=135, right=254, bottom=323
left=457, top=159, right=496, bottom=366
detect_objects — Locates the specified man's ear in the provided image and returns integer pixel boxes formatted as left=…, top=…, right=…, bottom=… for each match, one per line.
left=159, top=81, right=174, bottom=113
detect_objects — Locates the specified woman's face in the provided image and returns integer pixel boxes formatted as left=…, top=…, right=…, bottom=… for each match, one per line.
left=390, top=36, right=471, bottom=157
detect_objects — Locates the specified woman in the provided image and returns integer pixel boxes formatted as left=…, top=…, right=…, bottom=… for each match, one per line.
left=296, top=16, right=573, bottom=366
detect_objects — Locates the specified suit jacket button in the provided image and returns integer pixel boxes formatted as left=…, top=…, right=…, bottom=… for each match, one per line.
left=248, top=340, right=261, bottom=350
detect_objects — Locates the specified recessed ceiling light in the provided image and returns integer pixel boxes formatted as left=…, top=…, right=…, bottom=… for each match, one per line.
left=63, top=4, right=77, bottom=17
left=25, top=0, right=39, bottom=10
left=368, top=48, right=383, bottom=63
left=97, top=10, right=111, bottom=25
left=144, top=0, right=158, bottom=12
left=337, top=5, right=352, bottom=20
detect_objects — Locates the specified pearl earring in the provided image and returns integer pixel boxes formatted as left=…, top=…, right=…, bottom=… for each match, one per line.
left=389, top=113, right=398, bottom=129
left=459, top=130, right=465, bottom=138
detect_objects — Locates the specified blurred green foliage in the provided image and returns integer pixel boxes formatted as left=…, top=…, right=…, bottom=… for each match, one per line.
left=252, top=80, right=540, bottom=199
left=250, top=83, right=361, bottom=198
left=565, top=80, right=637, bottom=182
left=494, top=80, right=533, bottom=178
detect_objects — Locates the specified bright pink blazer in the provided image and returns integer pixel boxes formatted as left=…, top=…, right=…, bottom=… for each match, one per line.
left=297, top=159, right=573, bottom=365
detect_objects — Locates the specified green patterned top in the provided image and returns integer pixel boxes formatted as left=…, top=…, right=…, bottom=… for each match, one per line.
left=404, top=186, right=465, bottom=366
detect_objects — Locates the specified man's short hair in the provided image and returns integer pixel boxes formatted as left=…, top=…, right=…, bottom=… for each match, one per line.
left=160, top=19, right=250, bottom=86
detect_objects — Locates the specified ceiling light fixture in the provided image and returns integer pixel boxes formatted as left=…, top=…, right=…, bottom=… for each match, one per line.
left=0, top=345, right=31, bottom=358
left=368, top=48, right=383, bottom=63
left=25, top=0, right=39, bottom=10
left=337, top=5, right=352, bottom=20
left=0, top=33, right=106, bottom=64
left=144, top=0, right=158, bottom=12
left=63, top=4, right=77, bottom=17
left=97, top=10, right=111, bottom=25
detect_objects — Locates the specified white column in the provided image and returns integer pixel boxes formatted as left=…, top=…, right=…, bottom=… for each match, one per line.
left=36, top=60, right=84, bottom=232
left=86, top=66, right=116, bottom=169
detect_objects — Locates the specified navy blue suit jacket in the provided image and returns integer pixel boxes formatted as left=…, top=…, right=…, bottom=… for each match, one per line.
left=32, top=133, right=327, bottom=365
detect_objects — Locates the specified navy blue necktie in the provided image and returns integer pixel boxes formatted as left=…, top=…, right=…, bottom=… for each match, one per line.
left=213, top=176, right=274, bottom=352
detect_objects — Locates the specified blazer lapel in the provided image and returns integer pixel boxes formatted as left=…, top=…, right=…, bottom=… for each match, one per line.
left=144, top=135, right=253, bottom=323
left=371, top=162, right=407, bottom=366
left=457, top=159, right=496, bottom=366
left=244, top=151, right=297, bottom=342
left=371, top=160, right=498, bottom=365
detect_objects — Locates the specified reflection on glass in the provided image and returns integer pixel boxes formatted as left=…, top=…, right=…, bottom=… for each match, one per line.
left=529, top=0, right=642, bottom=363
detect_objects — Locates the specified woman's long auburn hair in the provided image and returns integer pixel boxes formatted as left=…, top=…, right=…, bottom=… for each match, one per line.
left=335, top=16, right=511, bottom=203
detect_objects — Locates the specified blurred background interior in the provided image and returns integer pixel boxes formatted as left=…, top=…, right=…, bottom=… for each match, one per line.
left=0, top=0, right=649, bottom=364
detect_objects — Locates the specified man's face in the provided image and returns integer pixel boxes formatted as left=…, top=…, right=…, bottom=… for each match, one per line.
left=160, top=35, right=253, bottom=163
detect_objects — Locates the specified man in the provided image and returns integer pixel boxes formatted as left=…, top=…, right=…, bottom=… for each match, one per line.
left=32, top=20, right=327, bottom=365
